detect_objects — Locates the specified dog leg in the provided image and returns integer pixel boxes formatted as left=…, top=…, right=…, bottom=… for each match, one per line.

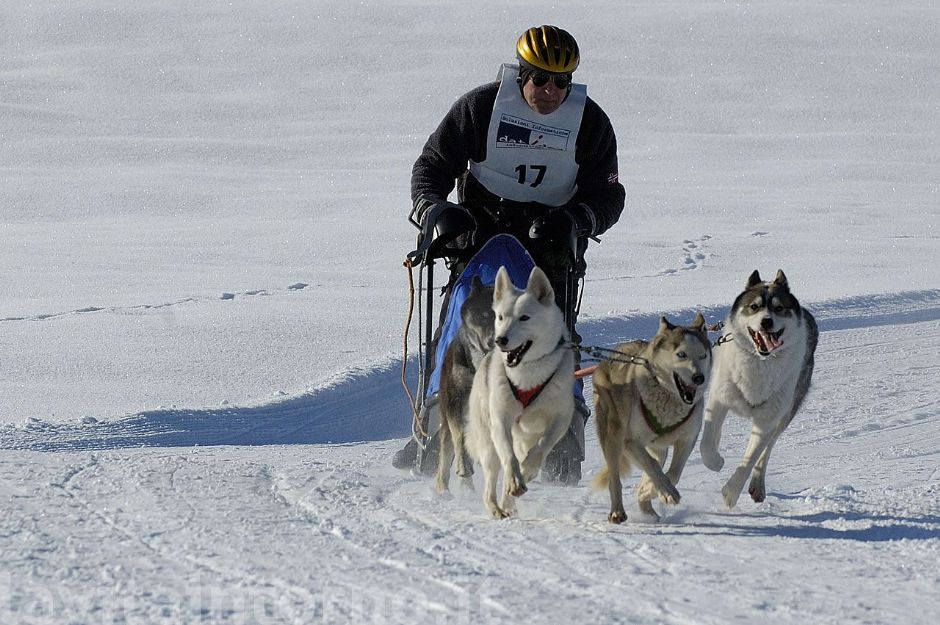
left=488, top=409, right=527, bottom=498
left=435, top=420, right=456, bottom=495
left=636, top=446, right=668, bottom=520
left=520, top=410, right=572, bottom=482
left=603, top=447, right=628, bottom=524
left=498, top=486, right=518, bottom=517
left=635, top=448, right=663, bottom=503
left=455, top=426, right=476, bottom=492
left=665, top=417, right=701, bottom=487
left=456, top=438, right=476, bottom=492
left=722, top=422, right=775, bottom=508
left=595, top=386, right=628, bottom=523
left=638, top=499, right=659, bottom=520
left=453, top=426, right=474, bottom=479
left=749, top=420, right=787, bottom=502
left=700, top=400, right=729, bottom=472
left=748, top=462, right=767, bottom=504
left=625, top=441, right=679, bottom=505
left=478, top=444, right=509, bottom=519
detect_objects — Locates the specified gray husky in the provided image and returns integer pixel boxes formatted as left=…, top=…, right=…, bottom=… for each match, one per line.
left=700, top=269, right=818, bottom=508
left=592, top=314, right=712, bottom=523
left=435, top=275, right=495, bottom=494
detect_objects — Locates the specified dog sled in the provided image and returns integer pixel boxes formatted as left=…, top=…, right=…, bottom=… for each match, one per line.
left=400, top=210, right=587, bottom=478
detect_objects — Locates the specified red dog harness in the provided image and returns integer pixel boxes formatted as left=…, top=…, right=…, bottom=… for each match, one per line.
left=508, top=369, right=559, bottom=408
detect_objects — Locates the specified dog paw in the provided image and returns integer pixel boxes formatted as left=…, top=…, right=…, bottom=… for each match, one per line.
left=608, top=510, right=627, bottom=524
left=636, top=480, right=657, bottom=502
left=701, top=450, right=725, bottom=472
left=639, top=478, right=680, bottom=505
left=722, top=482, right=741, bottom=509
left=659, top=484, right=681, bottom=506
left=486, top=502, right=511, bottom=519
left=639, top=500, right=661, bottom=521
left=506, top=476, right=528, bottom=498
left=748, top=478, right=766, bottom=503
left=459, top=476, right=475, bottom=493
left=521, top=466, right=539, bottom=483
left=434, top=477, right=451, bottom=495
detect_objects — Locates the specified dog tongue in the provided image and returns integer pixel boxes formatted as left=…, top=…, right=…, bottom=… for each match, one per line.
left=753, top=332, right=768, bottom=353
left=754, top=331, right=783, bottom=353
left=764, top=332, right=782, bottom=350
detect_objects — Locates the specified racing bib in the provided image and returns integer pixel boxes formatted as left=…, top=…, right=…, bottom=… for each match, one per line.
left=469, top=64, right=586, bottom=207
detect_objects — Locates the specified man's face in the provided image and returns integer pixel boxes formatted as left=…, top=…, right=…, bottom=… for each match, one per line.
left=521, top=72, right=570, bottom=115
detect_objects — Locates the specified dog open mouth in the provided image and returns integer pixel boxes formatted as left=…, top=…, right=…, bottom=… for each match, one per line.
left=502, top=341, right=532, bottom=368
left=673, top=372, right=697, bottom=405
left=748, top=327, right=785, bottom=356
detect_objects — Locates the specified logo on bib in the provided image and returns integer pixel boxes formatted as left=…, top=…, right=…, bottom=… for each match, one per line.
left=496, top=114, right=571, bottom=151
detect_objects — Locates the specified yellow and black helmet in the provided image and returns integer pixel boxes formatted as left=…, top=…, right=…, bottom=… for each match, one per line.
left=515, top=25, right=580, bottom=74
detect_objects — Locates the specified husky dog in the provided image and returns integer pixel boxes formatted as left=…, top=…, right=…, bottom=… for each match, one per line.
left=700, top=269, right=818, bottom=508
left=466, top=265, right=575, bottom=519
left=435, top=275, right=495, bottom=494
left=592, top=314, right=712, bottom=523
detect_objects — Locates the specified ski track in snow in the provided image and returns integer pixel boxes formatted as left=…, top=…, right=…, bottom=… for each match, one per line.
left=2, top=291, right=940, bottom=624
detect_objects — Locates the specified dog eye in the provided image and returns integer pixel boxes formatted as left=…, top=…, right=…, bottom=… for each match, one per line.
left=749, top=303, right=761, bottom=311
left=519, top=315, right=530, bottom=321
left=699, top=353, right=708, bottom=360
left=676, top=351, right=687, bottom=359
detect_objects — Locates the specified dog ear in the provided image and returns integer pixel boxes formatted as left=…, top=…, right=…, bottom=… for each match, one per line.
left=527, top=266, right=555, bottom=306
left=773, top=269, right=789, bottom=290
left=747, top=270, right=762, bottom=288
left=691, top=311, right=706, bottom=333
left=470, top=273, right=484, bottom=294
left=494, top=266, right=513, bottom=302
left=659, top=316, right=675, bottom=333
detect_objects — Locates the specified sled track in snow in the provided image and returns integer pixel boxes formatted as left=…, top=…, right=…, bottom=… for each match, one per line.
left=2, top=289, right=939, bottom=452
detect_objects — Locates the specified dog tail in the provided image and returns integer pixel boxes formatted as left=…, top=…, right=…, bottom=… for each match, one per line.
left=591, top=461, right=632, bottom=491
left=591, top=466, right=610, bottom=491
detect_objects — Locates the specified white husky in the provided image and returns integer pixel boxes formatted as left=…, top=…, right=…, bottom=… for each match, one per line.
left=466, top=265, right=575, bottom=519
left=700, top=269, right=818, bottom=508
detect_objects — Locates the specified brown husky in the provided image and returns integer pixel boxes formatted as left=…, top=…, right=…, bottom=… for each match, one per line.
left=592, top=314, right=712, bottom=523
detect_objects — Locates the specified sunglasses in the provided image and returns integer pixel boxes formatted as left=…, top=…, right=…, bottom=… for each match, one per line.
left=530, top=72, right=571, bottom=90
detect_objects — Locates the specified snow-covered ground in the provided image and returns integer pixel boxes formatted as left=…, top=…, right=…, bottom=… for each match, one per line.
left=1, top=2, right=938, bottom=623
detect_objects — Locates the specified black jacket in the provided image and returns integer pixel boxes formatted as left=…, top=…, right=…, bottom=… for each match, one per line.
left=411, top=81, right=625, bottom=236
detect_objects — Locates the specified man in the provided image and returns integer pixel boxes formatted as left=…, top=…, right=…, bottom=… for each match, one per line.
left=396, top=25, right=625, bottom=484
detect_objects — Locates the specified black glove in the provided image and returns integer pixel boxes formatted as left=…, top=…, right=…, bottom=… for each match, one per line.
left=410, top=195, right=466, bottom=229
left=567, top=203, right=598, bottom=237
left=407, top=194, right=476, bottom=262
left=528, top=203, right=597, bottom=240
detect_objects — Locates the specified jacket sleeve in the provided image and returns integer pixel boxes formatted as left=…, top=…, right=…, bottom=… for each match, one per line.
left=411, top=84, right=495, bottom=205
left=573, top=99, right=625, bottom=236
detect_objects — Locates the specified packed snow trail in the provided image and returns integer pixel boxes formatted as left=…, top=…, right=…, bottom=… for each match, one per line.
left=2, top=295, right=939, bottom=624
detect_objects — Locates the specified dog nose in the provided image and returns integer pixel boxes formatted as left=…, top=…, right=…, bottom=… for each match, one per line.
left=760, top=317, right=774, bottom=330
left=692, top=373, right=705, bottom=385
left=495, top=336, right=508, bottom=347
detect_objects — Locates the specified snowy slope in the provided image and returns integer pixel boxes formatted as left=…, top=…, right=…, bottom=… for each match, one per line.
left=1, top=1, right=939, bottom=624
left=3, top=295, right=938, bottom=624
